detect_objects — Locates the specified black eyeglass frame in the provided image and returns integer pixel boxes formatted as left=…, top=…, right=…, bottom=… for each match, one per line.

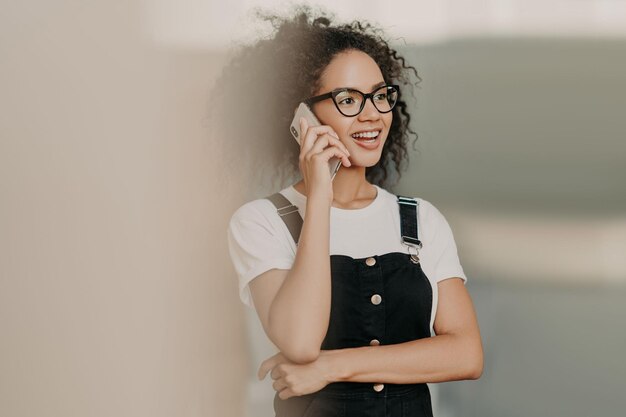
left=303, top=84, right=400, bottom=117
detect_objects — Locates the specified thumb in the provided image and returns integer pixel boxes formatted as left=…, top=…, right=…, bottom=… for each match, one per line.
left=257, top=355, right=277, bottom=381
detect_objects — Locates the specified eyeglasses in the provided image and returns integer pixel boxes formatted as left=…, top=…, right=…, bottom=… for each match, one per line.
left=303, top=84, right=399, bottom=117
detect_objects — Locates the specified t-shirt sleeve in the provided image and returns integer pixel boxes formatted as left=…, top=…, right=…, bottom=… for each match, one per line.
left=226, top=201, right=295, bottom=309
left=421, top=200, right=468, bottom=284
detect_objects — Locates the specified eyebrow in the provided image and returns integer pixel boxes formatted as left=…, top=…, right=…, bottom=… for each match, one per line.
left=342, top=81, right=386, bottom=91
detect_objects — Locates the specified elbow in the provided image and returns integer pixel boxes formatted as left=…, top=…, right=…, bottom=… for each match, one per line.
left=266, top=313, right=324, bottom=364
left=465, top=350, right=484, bottom=380
left=451, top=336, right=483, bottom=381
left=456, top=360, right=482, bottom=381
left=467, top=362, right=483, bottom=380
left=457, top=334, right=483, bottom=380
left=280, top=345, right=320, bottom=364
left=267, top=324, right=321, bottom=364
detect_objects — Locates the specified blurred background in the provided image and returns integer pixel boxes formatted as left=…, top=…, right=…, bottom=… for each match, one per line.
left=1, top=1, right=625, bottom=416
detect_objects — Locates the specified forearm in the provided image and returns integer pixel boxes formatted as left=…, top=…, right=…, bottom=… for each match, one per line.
left=269, top=192, right=332, bottom=362
left=323, top=334, right=483, bottom=384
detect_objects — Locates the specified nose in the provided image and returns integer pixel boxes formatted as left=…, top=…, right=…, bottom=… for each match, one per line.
left=357, top=96, right=381, bottom=121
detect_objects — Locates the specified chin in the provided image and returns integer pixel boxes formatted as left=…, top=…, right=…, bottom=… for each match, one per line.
left=351, top=155, right=383, bottom=168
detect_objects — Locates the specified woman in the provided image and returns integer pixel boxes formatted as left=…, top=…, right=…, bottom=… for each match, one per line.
left=221, top=5, right=483, bottom=417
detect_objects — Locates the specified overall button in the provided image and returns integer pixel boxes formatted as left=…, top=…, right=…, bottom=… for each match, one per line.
left=373, top=383, right=384, bottom=392
left=365, top=257, right=376, bottom=266
left=369, top=339, right=380, bottom=346
left=370, top=294, right=382, bottom=305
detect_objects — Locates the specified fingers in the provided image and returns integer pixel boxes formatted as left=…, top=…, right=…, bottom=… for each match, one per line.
left=306, top=146, right=351, bottom=169
left=258, top=353, right=282, bottom=381
left=299, top=117, right=350, bottom=158
left=272, top=378, right=288, bottom=392
left=307, top=134, right=350, bottom=160
left=271, top=374, right=295, bottom=400
left=257, top=353, right=297, bottom=400
left=258, top=359, right=297, bottom=400
left=270, top=365, right=283, bottom=380
left=325, top=137, right=350, bottom=167
left=314, top=147, right=351, bottom=168
left=257, top=358, right=273, bottom=381
left=301, top=133, right=351, bottom=168
left=301, top=145, right=350, bottom=170
left=278, top=387, right=296, bottom=400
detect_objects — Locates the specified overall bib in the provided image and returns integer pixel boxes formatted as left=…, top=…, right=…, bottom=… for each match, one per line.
left=266, top=192, right=434, bottom=417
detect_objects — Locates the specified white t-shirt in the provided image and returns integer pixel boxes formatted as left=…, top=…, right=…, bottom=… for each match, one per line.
left=226, top=184, right=467, bottom=335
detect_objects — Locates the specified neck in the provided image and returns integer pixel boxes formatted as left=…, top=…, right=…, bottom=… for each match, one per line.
left=331, top=165, right=373, bottom=204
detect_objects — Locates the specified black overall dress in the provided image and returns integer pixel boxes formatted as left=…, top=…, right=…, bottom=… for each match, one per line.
left=266, top=192, right=434, bottom=417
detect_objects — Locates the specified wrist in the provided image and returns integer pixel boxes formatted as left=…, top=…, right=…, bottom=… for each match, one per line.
left=319, top=349, right=351, bottom=383
left=307, top=189, right=333, bottom=208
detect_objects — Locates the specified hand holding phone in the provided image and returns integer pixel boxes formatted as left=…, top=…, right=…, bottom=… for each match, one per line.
left=290, top=103, right=343, bottom=180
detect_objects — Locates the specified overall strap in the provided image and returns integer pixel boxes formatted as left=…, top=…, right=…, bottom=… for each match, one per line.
left=266, top=192, right=303, bottom=246
left=396, top=195, right=422, bottom=248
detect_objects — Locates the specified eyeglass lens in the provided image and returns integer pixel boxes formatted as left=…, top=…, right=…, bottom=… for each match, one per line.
left=334, top=85, right=398, bottom=116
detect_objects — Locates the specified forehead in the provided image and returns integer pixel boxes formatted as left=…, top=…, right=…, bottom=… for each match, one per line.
left=317, top=49, right=385, bottom=92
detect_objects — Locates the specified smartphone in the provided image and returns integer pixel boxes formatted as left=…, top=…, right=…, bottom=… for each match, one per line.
left=290, top=102, right=342, bottom=180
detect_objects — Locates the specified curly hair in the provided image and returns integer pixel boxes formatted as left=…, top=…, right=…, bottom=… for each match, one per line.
left=210, top=3, right=420, bottom=190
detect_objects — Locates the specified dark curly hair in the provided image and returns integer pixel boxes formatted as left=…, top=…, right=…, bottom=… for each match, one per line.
left=210, top=4, right=420, bottom=190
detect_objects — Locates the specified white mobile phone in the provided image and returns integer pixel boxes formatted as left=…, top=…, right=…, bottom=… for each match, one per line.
left=290, top=102, right=342, bottom=180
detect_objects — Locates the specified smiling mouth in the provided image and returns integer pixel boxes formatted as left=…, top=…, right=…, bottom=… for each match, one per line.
left=351, top=130, right=381, bottom=143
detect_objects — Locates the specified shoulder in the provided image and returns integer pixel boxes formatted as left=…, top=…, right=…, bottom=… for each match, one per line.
left=227, top=196, right=282, bottom=236
left=382, top=187, right=453, bottom=241
left=230, top=196, right=276, bottom=222
left=378, top=187, right=445, bottom=224
left=416, top=197, right=446, bottom=222
left=405, top=196, right=467, bottom=283
left=416, top=197, right=454, bottom=241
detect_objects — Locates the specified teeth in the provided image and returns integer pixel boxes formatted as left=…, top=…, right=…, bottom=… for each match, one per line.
left=352, top=131, right=380, bottom=139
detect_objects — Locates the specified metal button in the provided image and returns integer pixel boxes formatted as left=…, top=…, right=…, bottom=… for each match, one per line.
left=373, top=383, right=384, bottom=392
left=369, top=339, right=380, bottom=346
left=370, top=294, right=382, bottom=305
left=365, top=257, right=376, bottom=266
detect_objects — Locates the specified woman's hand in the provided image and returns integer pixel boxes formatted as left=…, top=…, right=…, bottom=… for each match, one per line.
left=298, top=117, right=351, bottom=203
left=258, top=350, right=335, bottom=400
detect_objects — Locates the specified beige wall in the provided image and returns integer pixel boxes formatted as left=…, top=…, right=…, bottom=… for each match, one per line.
left=0, top=3, right=247, bottom=416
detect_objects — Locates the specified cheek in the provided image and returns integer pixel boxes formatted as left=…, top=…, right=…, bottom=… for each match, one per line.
left=382, top=115, right=393, bottom=139
left=384, top=113, right=393, bottom=129
left=334, top=122, right=353, bottom=140
left=316, top=109, right=350, bottom=138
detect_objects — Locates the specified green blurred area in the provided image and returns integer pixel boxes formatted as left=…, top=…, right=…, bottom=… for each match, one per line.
left=391, top=38, right=626, bottom=417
